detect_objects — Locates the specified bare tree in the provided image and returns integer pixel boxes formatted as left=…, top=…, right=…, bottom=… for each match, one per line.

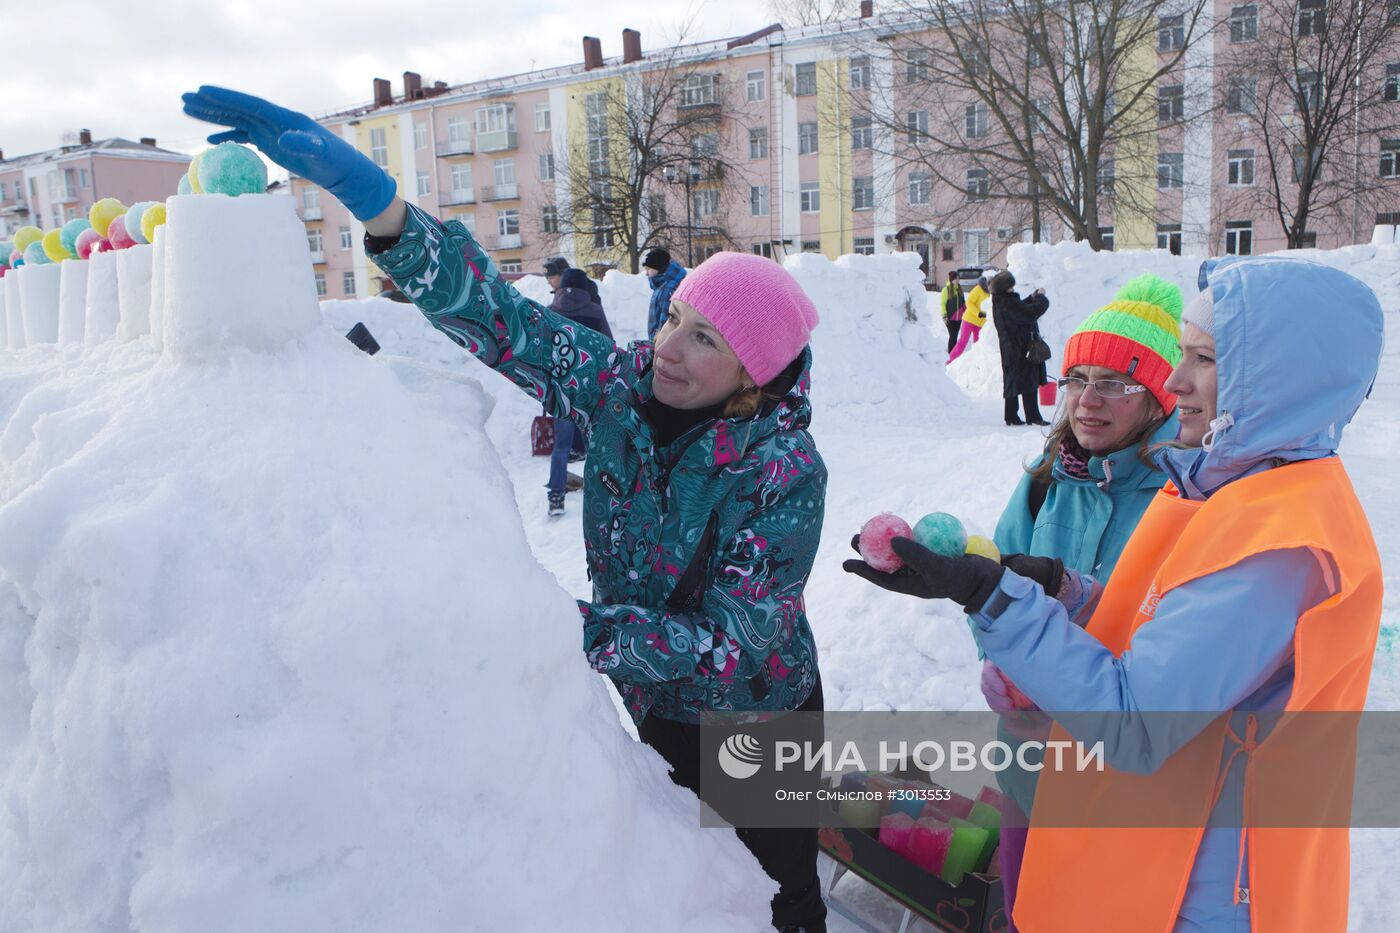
left=1219, top=0, right=1400, bottom=248
left=768, top=0, right=859, bottom=25
left=539, top=49, right=748, bottom=272
left=858, top=0, right=1212, bottom=250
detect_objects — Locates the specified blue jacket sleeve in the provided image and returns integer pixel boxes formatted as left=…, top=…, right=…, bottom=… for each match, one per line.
left=970, top=548, right=1330, bottom=774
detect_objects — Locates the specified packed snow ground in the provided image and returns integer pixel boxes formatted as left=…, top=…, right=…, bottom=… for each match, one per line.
left=2, top=227, right=1397, bottom=929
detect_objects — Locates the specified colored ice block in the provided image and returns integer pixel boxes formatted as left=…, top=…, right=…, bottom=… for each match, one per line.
left=879, top=812, right=916, bottom=857
left=939, top=819, right=989, bottom=885
left=967, top=802, right=1001, bottom=868
left=838, top=795, right=880, bottom=829
left=907, top=819, right=953, bottom=873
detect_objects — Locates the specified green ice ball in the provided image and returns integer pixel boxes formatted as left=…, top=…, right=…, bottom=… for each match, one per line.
left=913, top=512, right=967, bottom=558
left=197, top=142, right=269, bottom=196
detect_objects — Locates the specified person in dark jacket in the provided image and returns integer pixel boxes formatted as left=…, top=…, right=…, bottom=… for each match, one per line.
left=939, top=270, right=965, bottom=354
left=644, top=248, right=687, bottom=341
left=544, top=269, right=613, bottom=514
left=991, top=270, right=1050, bottom=426
left=545, top=256, right=601, bottom=307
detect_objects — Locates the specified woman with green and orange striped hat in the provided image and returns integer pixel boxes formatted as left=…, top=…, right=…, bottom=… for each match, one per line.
left=983, top=274, right=1183, bottom=929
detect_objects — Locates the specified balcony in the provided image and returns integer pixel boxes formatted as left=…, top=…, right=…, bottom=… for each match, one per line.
left=52, top=186, right=78, bottom=203
left=441, top=188, right=476, bottom=206
left=493, top=232, right=523, bottom=249
left=300, top=206, right=323, bottom=221
left=476, top=130, right=517, bottom=153
left=438, top=138, right=474, bottom=157
left=479, top=184, right=518, bottom=201
left=308, top=250, right=326, bottom=264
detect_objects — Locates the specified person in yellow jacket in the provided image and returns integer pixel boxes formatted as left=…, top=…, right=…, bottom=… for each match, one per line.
left=949, top=272, right=990, bottom=363
left=848, top=256, right=1385, bottom=932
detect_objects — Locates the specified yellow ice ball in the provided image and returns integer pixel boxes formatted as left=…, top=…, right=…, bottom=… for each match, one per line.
left=89, top=198, right=128, bottom=237
left=141, top=202, right=168, bottom=244
left=964, top=535, right=1001, bottom=562
left=41, top=228, right=70, bottom=262
left=187, top=150, right=207, bottom=194
left=13, top=225, right=42, bottom=252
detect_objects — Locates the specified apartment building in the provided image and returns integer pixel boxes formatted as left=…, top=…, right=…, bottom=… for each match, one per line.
left=0, top=131, right=191, bottom=240
left=293, top=1, right=1400, bottom=299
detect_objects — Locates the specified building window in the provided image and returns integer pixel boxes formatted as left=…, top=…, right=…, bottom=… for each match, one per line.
left=752, top=242, right=774, bottom=258
left=1391, top=0, right=1400, bottom=24
left=1029, top=97, right=1051, bottom=134
left=307, top=227, right=323, bottom=254
left=314, top=272, right=326, bottom=297
left=339, top=225, right=352, bottom=249
left=965, top=229, right=991, bottom=264
left=302, top=186, right=320, bottom=211
left=369, top=127, right=388, bottom=167
left=849, top=55, right=871, bottom=90
left=1230, top=4, right=1258, bottom=42
left=1157, top=152, right=1185, bottom=189
left=457, top=212, right=477, bottom=234
left=79, top=169, right=89, bottom=188
left=750, top=184, right=770, bottom=216
left=1027, top=32, right=1046, bottom=67
left=1380, top=139, right=1400, bottom=177
left=645, top=194, right=666, bottom=226
left=1227, top=76, right=1257, bottom=114
left=1099, top=226, right=1116, bottom=251
left=1297, top=70, right=1324, bottom=111
left=538, top=153, right=555, bottom=181
left=690, top=133, right=718, bottom=159
left=497, top=208, right=520, bottom=236
left=476, top=104, right=517, bottom=136
left=493, top=159, right=516, bottom=188
left=1298, top=231, right=1318, bottom=248
left=451, top=163, right=473, bottom=193
left=905, top=49, right=929, bottom=83
left=795, top=62, right=817, bottom=96
left=1157, top=223, right=1183, bottom=254
left=1097, top=158, right=1116, bottom=194
left=799, top=121, right=819, bottom=155
left=746, top=70, right=766, bottom=102
left=535, top=104, right=551, bottom=132
left=802, top=240, right=821, bottom=253
left=907, top=109, right=929, bottom=144
left=447, top=116, right=471, bottom=147
left=693, top=189, right=719, bottom=217
left=1297, top=0, right=1326, bottom=37
left=1225, top=220, right=1253, bottom=255
left=343, top=271, right=357, bottom=296
left=414, top=121, right=428, bottom=150
left=586, top=92, right=610, bottom=175
left=966, top=167, right=990, bottom=201
left=1293, top=144, right=1323, bottom=182
left=499, top=261, right=522, bottom=273
left=1386, top=64, right=1400, bottom=102
left=679, top=73, right=717, bottom=107
left=749, top=127, right=769, bottom=160
left=853, top=175, right=875, bottom=210
left=1158, top=14, right=1185, bottom=51
left=853, top=237, right=875, bottom=255
left=851, top=117, right=873, bottom=150
left=800, top=181, right=820, bottom=213
left=908, top=171, right=931, bottom=205
left=1227, top=148, right=1255, bottom=186
left=416, top=170, right=431, bottom=196
left=1158, top=84, right=1184, bottom=122
left=965, top=103, right=989, bottom=139
left=541, top=205, right=559, bottom=233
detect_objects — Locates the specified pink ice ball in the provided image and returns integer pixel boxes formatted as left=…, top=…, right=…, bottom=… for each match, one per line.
left=107, top=215, right=137, bottom=250
left=859, top=512, right=913, bottom=572
left=75, top=228, right=105, bottom=259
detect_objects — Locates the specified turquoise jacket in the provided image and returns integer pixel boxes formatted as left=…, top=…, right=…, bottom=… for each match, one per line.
left=370, top=205, right=825, bottom=725
left=989, top=415, right=1177, bottom=818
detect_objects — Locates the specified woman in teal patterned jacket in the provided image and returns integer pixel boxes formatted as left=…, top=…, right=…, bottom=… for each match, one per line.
left=183, top=86, right=830, bottom=932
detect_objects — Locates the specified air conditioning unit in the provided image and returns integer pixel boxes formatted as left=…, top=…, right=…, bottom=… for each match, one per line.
left=884, top=233, right=897, bottom=244
left=996, top=226, right=1014, bottom=241
left=941, top=230, right=957, bottom=243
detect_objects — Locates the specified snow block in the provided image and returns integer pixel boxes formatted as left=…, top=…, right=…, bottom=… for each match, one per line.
left=17, top=262, right=62, bottom=345
left=2, top=273, right=21, bottom=350
left=57, top=258, right=90, bottom=346
left=84, top=249, right=120, bottom=345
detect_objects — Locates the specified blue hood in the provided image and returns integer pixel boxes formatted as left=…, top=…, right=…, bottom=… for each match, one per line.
left=1156, top=256, right=1385, bottom=498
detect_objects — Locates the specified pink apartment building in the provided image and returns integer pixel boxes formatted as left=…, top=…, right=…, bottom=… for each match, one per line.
left=0, top=130, right=191, bottom=241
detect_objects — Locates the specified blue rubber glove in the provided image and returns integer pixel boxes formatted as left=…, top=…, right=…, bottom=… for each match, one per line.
left=181, top=85, right=397, bottom=223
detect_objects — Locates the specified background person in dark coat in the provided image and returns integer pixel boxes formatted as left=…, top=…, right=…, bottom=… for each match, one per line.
left=991, top=270, right=1051, bottom=426
left=643, top=247, right=688, bottom=341
left=544, top=256, right=601, bottom=307
left=544, top=269, right=614, bottom=515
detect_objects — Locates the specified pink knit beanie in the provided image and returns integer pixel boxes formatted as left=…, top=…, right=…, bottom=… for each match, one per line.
left=670, top=251, right=820, bottom=385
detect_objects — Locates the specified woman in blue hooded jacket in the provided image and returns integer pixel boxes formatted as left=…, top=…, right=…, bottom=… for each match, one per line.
left=849, top=257, right=1385, bottom=931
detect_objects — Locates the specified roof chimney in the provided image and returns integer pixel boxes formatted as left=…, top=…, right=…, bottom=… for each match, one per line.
left=622, top=29, right=642, bottom=64
left=404, top=71, right=423, bottom=100
left=428, top=80, right=449, bottom=97
left=860, top=0, right=873, bottom=17
left=140, top=136, right=156, bottom=147
left=79, top=128, right=93, bottom=145
left=583, top=36, right=603, bottom=71
left=373, top=77, right=393, bottom=107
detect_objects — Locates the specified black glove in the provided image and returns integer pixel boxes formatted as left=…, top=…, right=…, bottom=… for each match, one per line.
left=844, top=536, right=1005, bottom=612
left=345, top=322, right=381, bottom=356
left=1000, top=553, right=1064, bottom=597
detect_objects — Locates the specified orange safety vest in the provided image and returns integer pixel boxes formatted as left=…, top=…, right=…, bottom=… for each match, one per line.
left=1015, top=457, right=1382, bottom=933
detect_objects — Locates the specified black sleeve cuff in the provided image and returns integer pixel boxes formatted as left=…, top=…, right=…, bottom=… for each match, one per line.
left=364, top=231, right=403, bottom=254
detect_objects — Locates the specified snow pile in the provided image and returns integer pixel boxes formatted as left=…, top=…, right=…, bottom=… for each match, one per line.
left=0, top=198, right=773, bottom=931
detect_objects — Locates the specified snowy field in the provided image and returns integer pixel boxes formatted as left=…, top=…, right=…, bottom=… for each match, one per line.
left=0, top=197, right=1396, bottom=930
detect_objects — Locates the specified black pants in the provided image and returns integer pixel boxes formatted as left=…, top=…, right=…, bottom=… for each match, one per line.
left=638, top=677, right=827, bottom=932
left=1005, top=392, right=1042, bottom=423
left=945, top=318, right=961, bottom=354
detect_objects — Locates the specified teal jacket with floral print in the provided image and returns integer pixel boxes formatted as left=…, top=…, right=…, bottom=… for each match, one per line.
left=369, top=205, right=825, bottom=724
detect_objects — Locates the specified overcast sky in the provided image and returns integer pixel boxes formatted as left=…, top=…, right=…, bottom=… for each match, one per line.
left=1, top=0, right=773, bottom=160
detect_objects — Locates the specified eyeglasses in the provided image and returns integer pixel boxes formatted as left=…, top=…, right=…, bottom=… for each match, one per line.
left=1057, top=376, right=1148, bottom=399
